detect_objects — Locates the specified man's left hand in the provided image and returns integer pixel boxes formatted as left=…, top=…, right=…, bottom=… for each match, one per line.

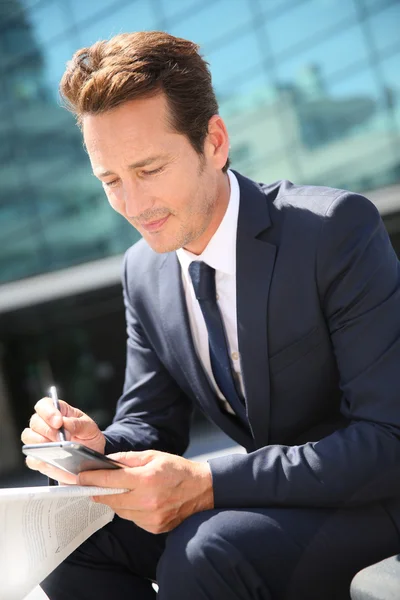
left=78, top=450, right=214, bottom=534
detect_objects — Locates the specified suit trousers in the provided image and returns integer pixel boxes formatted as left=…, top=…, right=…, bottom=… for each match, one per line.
left=41, top=503, right=400, bottom=600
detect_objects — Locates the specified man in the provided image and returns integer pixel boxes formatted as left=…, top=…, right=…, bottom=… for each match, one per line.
left=22, top=31, right=400, bottom=600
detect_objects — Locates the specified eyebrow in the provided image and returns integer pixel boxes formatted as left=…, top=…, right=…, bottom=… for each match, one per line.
left=94, top=155, right=166, bottom=178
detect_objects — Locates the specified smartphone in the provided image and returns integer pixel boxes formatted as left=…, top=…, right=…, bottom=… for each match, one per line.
left=22, top=441, right=124, bottom=476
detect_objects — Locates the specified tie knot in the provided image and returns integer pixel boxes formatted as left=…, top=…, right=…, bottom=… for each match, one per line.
left=188, top=261, right=216, bottom=301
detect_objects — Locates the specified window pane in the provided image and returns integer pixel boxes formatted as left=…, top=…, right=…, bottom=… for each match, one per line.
left=79, top=0, right=157, bottom=45
left=218, top=71, right=272, bottom=121
left=361, top=0, right=397, bottom=12
left=167, top=0, right=253, bottom=50
left=297, top=67, right=396, bottom=190
left=262, top=0, right=298, bottom=14
left=26, top=0, right=73, bottom=45
left=379, top=51, right=400, bottom=131
left=207, top=30, right=262, bottom=87
left=368, top=2, right=400, bottom=56
left=265, top=0, right=358, bottom=58
left=247, top=151, right=300, bottom=185
left=68, top=0, right=137, bottom=28
left=41, top=38, right=80, bottom=94
left=274, top=23, right=369, bottom=87
left=160, top=0, right=205, bottom=22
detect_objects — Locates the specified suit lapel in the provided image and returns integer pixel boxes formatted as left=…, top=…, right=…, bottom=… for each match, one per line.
left=158, top=252, right=253, bottom=449
left=235, top=172, right=276, bottom=447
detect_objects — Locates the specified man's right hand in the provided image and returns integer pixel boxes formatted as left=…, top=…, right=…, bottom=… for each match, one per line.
left=21, top=397, right=106, bottom=484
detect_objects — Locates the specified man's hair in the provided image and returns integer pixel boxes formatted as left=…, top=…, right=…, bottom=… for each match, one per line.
left=60, top=31, right=229, bottom=172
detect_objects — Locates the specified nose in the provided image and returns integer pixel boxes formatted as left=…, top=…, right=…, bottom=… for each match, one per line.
left=123, top=179, right=150, bottom=219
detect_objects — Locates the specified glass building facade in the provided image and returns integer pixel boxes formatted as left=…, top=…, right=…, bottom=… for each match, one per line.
left=1, top=0, right=399, bottom=285
left=1, top=0, right=400, bottom=478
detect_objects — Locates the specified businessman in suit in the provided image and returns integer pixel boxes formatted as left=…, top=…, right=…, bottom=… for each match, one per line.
left=22, top=32, right=400, bottom=599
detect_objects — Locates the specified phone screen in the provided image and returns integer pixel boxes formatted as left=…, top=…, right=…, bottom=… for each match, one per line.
left=22, top=441, right=123, bottom=476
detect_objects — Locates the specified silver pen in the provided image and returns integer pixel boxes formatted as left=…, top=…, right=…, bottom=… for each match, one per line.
left=50, top=386, right=66, bottom=442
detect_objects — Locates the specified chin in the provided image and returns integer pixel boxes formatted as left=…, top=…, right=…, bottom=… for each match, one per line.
left=143, top=235, right=180, bottom=254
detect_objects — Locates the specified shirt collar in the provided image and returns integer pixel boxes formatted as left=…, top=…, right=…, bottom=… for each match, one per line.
left=176, top=169, right=240, bottom=277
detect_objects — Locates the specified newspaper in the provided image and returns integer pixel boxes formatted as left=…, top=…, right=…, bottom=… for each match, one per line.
left=0, top=485, right=127, bottom=600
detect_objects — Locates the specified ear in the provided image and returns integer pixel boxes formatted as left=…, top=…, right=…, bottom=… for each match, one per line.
left=205, top=115, right=229, bottom=170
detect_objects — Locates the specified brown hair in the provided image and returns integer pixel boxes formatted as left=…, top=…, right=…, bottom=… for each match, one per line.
left=60, top=31, right=229, bottom=172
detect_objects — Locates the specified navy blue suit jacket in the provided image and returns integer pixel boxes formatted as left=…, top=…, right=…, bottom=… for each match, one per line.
left=104, top=171, right=400, bottom=526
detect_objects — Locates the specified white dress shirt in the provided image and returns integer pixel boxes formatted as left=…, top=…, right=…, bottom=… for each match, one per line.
left=176, top=170, right=245, bottom=415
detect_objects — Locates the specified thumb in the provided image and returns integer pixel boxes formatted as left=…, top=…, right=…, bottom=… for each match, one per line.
left=107, top=450, right=156, bottom=467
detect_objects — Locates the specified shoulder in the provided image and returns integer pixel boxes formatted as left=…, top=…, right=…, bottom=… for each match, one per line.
left=261, top=178, right=378, bottom=221
left=234, top=171, right=383, bottom=258
left=253, top=176, right=382, bottom=238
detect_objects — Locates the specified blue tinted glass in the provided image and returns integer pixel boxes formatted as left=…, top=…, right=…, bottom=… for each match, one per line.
left=262, top=0, right=297, bottom=14
left=79, top=0, right=157, bottom=45
left=368, top=2, right=400, bottom=55
left=361, top=0, right=396, bottom=11
left=207, top=30, right=261, bottom=87
left=266, top=0, right=358, bottom=57
left=329, top=64, right=380, bottom=101
left=218, top=71, right=273, bottom=120
left=229, top=105, right=288, bottom=165
left=167, top=0, right=252, bottom=50
left=26, top=0, right=73, bottom=44
left=2, top=0, right=400, bottom=285
left=68, top=0, right=144, bottom=28
left=248, top=150, right=299, bottom=185
left=6, top=0, right=41, bottom=21
left=0, top=1, right=141, bottom=284
left=377, top=51, right=400, bottom=130
left=297, top=66, right=394, bottom=189
left=1, top=3, right=51, bottom=69
left=160, top=0, right=205, bottom=21
left=41, top=38, right=79, bottom=94
left=1, top=235, right=43, bottom=282
left=275, top=24, right=368, bottom=86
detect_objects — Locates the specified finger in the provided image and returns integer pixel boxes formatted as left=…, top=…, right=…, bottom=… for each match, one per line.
left=107, top=450, right=155, bottom=467
left=62, top=413, right=100, bottom=440
left=25, top=455, right=45, bottom=471
left=78, top=466, right=138, bottom=490
left=91, top=490, right=132, bottom=509
left=34, top=397, right=84, bottom=428
left=28, top=414, right=63, bottom=442
left=21, top=428, right=53, bottom=445
left=25, top=456, right=77, bottom=485
left=25, top=456, right=65, bottom=479
left=34, top=397, right=65, bottom=429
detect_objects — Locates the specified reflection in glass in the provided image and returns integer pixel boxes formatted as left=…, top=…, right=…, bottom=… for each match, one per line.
left=368, top=2, right=400, bottom=55
left=0, top=0, right=400, bottom=286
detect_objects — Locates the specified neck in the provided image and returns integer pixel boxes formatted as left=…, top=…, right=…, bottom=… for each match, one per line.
left=184, top=171, right=230, bottom=255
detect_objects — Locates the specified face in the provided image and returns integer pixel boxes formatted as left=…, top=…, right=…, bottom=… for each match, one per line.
left=83, top=93, right=230, bottom=254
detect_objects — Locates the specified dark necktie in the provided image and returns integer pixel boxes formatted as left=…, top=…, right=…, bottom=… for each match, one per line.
left=188, top=261, right=247, bottom=424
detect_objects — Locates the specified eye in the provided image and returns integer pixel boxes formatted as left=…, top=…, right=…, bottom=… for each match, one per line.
left=140, top=166, right=164, bottom=177
left=102, top=179, right=120, bottom=189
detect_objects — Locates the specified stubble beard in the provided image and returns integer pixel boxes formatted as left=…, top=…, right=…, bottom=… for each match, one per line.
left=177, top=186, right=216, bottom=252
left=151, top=164, right=217, bottom=254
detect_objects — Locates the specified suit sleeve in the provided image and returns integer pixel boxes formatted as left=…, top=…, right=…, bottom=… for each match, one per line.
left=103, top=251, right=193, bottom=456
left=209, top=192, right=400, bottom=508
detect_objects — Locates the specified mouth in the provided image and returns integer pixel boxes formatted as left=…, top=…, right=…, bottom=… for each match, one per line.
left=140, top=214, right=170, bottom=233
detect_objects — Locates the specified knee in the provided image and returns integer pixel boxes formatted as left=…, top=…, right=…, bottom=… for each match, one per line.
left=157, top=511, right=222, bottom=589
left=156, top=510, right=275, bottom=599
